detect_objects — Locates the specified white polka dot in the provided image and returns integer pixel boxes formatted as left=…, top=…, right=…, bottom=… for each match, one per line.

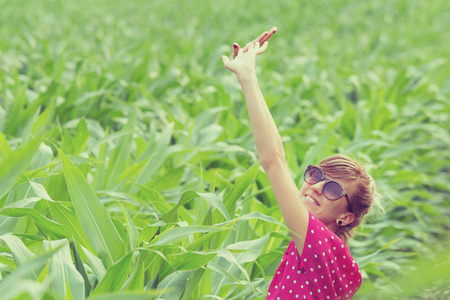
left=312, top=216, right=315, bottom=219
left=343, top=265, right=346, bottom=268
left=291, top=252, right=295, bottom=255
left=282, top=285, right=285, bottom=289
left=268, top=292, right=270, bottom=295
left=327, top=297, right=330, bottom=299
left=294, top=280, right=297, bottom=284
left=295, top=295, right=299, bottom=298
left=343, top=274, right=346, bottom=278
left=300, top=284, right=303, bottom=288
left=321, top=275, right=324, bottom=279
left=304, top=258, right=307, bottom=262
left=314, top=278, right=317, bottom=282
left=314, top=254, right=318, bottom=258
left=286, top=261, right=289, bottom=265
left=350, top=281, right=353, bottom=284
left=331, top=260, right=334, bottom=264
left=324, top=285, right=327, bottom=289
left=318, top=289, right=321, bottom=293
left=275, top=285, right=278, bottom=289
left=306, top=281, right=309, bottom=285
left=333, top=247, right=336, bottom=250
left=277, top=297, right=280, bottom=300
left=292, top=266, right=295, bottom=270
left=277, top=271, right=280, bottom=274
left=342, top=245, right=344, bottom=248
left=319, top=241, right=322, bottom=245
left=345, top=284, right=348, bottom=288
left=331, top=236, right=334, bottom=239
left=311, top=230, right=314, bottom=233
left=321, top=227, right=324, bottom=230
left=287, top=275, right=290, bottom=279
left=318, top=265, right=321, bottom=269
left=290, top=289, right=293, bottom=293
left=325, top=238, right=328, bottom=242
left=322, top=252, right=325, bottom=256
left=308, top=244, right=311, bottom=248
left=343, top=255, right=346, bottom=259
left=310, top=291, right=313, bottom=295
left=310, top=268, right=314, bottom=272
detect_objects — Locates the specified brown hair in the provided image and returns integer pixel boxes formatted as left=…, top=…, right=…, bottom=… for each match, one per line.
left=318, top=154, right=378, bottom=243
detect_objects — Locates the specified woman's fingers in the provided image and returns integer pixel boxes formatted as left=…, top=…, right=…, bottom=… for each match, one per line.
left=232, top=43, right=240, bottom=59
left=257, top=41, right=269, bottom=55
left=260, top=27, right=277, bottom=44
left=221, top=55, right=230, bottom=65
left=241, top=27, right=276, bottom=54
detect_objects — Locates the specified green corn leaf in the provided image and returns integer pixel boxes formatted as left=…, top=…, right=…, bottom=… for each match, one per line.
left=296, top=117, right=339, bottom=183
left=0, top=233, right=35, bottom=269
left=135, top=184, right=173, bottom=214
left=89, top=291, right=166, bottom=300
left=48, top=201, right=97, bottom=255
left=152, top=225, right=229, bottom=246
left=91, top=252, right=133, bottom=296
left=162, top=190, right=230, bottom=223
left=58, top=148, right=125, bottom=267
left=0, top=243, right=63, bottom=300
left=104, top=114, right=136, bottom=190
left=134, top=122, right=174, bottom=186
left=0, top=208, right=72, bottom=239
left=180, top=268, right=206, bottom=300
left=0, top=138, right=41, bottom=199
left=223, top=162, right=260, bottom=219
left=43, top=239, right=85, bottom=300
left=28, top=181, right=54, bottom=201
left=81, top=246, right=106, bottom=282
left=159, top=251, right=217, bottom=279
left=121, top=205, right=139, bottom=251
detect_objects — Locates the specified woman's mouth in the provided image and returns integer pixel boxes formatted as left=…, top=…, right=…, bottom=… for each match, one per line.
left=305, top=194, right=320, bottom=206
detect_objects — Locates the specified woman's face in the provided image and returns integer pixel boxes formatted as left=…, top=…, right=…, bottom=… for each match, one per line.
left=298, top=173, right=354, bottom=228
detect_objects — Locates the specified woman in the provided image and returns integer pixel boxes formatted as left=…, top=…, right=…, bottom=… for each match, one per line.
left=222, top=28, right=377, bottom=299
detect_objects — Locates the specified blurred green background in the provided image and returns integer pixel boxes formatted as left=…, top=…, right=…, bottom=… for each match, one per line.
left=0, top=0, right=449, bottom=299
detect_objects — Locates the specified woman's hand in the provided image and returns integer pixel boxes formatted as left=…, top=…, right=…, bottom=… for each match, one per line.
left=232, top=27, right=277, bottom=59
left=221, top=42, right=269, bottom=80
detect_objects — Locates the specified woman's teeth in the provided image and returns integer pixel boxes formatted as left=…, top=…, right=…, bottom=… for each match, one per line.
left=305, top=195, right=319, bottom=206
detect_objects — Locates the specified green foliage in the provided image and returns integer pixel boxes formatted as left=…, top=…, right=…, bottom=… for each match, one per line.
left=0, top=0, right=449, bottom=299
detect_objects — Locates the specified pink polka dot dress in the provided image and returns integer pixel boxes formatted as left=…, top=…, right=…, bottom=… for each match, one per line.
left=267, top=212, right=362, bottom=300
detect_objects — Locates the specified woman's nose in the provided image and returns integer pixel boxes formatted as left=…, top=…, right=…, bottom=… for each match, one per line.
left=311, top=180, right=325, bottom=195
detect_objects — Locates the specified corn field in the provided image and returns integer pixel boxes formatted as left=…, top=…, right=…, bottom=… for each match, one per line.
left=0, top=0, right=449, bottom=299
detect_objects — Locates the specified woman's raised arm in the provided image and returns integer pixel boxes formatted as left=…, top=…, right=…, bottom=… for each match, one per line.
left=222, top=30, right=309, bottom=254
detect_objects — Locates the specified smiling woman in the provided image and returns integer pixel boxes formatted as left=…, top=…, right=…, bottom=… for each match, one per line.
left=222, top=29, right=379, bottom=299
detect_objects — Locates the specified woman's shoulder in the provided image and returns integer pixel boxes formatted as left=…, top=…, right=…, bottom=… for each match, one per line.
left=303, top=212, right=360, bottom=272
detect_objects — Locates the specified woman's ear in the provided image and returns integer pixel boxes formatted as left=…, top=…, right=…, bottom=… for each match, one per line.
left=341, top=212, right=355, bottom=226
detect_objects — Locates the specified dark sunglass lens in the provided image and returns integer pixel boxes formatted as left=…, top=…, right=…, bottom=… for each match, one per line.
left=324, top=181, right=344, bottom=200
left=305, top=167, right=322, bottom=184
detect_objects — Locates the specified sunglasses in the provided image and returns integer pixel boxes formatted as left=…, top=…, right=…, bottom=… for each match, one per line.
left=303, top=165, right=350, bottom=205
